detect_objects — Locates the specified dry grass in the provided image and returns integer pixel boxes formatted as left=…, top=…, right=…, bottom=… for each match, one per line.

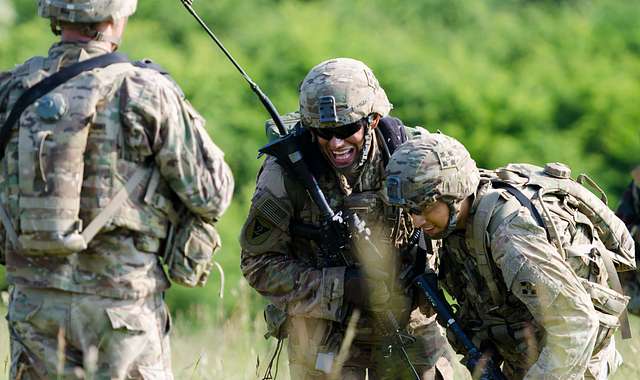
left=0, top=283, right=638, bottom=380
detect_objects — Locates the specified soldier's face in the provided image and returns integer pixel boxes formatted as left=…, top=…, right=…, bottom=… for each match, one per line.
left=410, top=201, right=450, bottom=238
left=315, top=126, right=366, bottom=168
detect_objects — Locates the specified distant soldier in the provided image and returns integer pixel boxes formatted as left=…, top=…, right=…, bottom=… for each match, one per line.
left=616, top=166, right=640, bottom=315
left=0, top=0, right=233, bottom=378
left=385, top=133, right=635, bottom=379
left=241, top=58, right=455, bottom=379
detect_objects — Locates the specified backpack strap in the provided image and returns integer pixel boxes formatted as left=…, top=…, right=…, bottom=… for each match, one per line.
left=80, top=164, right=152, bottom=244
left=600, top=248, right=632, bottom=339
left=0, top=52, right=130, bottom=162
left=376, top=116, right=407, bottom=165
left=469, top=190, right=505, bottom=306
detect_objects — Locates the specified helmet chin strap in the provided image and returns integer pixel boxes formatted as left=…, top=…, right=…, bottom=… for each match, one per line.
left=430, top=200, right=461, bottom=239
left=334, top=123, right=373, bottom=176
left=93, top=31, right=121, bottom=50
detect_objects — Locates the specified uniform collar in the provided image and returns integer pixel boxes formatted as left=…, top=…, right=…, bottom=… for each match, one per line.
left=47, top=41, right=113, bottom=70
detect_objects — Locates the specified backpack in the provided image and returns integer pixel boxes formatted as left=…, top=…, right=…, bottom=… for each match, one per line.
left=468, top=162, right=635, bottom=338
left=0, top=53, right=152, bottom=256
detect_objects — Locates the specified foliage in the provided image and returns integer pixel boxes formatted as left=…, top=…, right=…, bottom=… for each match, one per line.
left=2, top=0, right=639, bottom=322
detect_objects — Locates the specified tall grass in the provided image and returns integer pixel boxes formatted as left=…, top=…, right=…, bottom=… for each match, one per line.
left=0, top=282, right=638, bottom=379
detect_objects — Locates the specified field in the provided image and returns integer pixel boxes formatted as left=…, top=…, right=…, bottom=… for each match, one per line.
left=0, top=285, right=638, bottom=380
left=1, top=0, right=640, bottom=379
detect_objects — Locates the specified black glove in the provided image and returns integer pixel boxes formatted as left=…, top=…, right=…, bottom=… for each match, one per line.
left=343, top=267, right=370, bottom=309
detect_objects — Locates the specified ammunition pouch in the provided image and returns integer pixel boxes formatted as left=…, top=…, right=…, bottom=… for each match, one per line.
left=164, top=213, right=221, bottom=287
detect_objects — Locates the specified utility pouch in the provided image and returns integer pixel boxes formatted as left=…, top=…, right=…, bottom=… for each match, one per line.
left=264, top=303, right=288, bottom=339
left=580, top=279, right=629, bottom=319
left=581, top=278, right=629, bottom=353
left=164, top=214, right=221, bottom=287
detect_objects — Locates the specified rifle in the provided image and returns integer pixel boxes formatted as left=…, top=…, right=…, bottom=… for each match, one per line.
left=414, top=271, right=507, bottom=380
left=299, top=212, right=422, bottom=379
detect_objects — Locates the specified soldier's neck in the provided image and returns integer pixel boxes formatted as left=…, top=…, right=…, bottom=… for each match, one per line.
left=61, top=33, right=115, bottom=52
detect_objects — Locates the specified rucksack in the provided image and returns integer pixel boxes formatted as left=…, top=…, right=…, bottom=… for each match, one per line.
left=468, top=162, right=635, bottom=338
left=0, top=53, right=151, bottom=256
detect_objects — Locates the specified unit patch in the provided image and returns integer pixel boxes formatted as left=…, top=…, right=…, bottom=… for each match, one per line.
left=246, top=216, right=273, bottom=245
left=520, top=281, right=537, bottom=296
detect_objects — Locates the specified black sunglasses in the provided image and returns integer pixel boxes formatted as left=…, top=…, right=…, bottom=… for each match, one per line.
left=313, top=120, right=365, bottom=140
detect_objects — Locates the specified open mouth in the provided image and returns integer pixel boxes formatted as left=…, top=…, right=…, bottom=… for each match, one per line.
left=331, top=147, right=356, bottom=167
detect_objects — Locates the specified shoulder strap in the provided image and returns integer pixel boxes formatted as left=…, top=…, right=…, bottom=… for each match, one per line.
left=376, top=116, right=407, bottom=164
left=0, top=52, right=130, bottom=161
left=491, top=181, right=545, bottom=228
left=80, top=164, right=151, bottom=245
left=470, top=190, right=505, bottom=305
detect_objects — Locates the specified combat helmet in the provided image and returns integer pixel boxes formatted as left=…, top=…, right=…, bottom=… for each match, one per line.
left=385, top=133, right=480, bottom=238
left=38, top=0, right=137, bottom=23
left=299, top=58, right=392, bottom=129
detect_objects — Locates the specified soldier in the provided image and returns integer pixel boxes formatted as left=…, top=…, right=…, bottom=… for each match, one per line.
left=241, top=58, right=454, bottom=379
left=616, top=167, right=640, bottom=315
left=384, top=133, right=635, bottom=379
left=0, top=1, right=234, bottom=379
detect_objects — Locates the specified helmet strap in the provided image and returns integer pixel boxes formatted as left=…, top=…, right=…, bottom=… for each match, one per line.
left=94, top=31, right=121, bottom=50
left=429, top=199, right=461, bottom=239
left=50, top=18, right=62, bottom=36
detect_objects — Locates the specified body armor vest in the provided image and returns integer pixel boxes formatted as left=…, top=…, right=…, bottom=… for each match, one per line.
left=1, top=58, right=177, bottom=257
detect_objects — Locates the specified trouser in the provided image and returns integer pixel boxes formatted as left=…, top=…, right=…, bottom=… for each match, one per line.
left=287, top=309, right=455, bottom=380
left=7, top=285, right=173, bottom=380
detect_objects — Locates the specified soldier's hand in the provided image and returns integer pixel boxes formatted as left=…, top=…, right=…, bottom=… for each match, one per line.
left=343, top=267, right=391, bottom=309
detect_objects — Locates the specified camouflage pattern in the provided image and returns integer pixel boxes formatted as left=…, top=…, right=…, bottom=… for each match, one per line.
left=384, top=134, right=480, bottom=213
left=385, top=134, right=627, bottom=379
left=299, top=58, right=392, bottom=129
left=241, top=109, right=454, bottom=379
left=38, top=0, right=138, bottom=23
left=616, top=166, right=640, bottom=315
left=8, top=285, right=172, bottom=380
left=0, top=41, right=233, bottom=377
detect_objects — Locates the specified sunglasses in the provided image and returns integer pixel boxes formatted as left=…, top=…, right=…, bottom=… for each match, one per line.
left=313, top=120, right=365, bottom=140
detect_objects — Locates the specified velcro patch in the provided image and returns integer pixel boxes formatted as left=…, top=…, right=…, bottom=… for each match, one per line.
left=255, top=193, right=290, bottom=228
left=519, top=281, right=537, bottom=296
left=436, top=149, right=457, bottom=169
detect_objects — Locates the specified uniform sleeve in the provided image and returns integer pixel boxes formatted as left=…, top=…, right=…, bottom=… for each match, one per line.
left=120, top=71, right=234, bottom=222
left=490, top=208, right=599, bottom=380
left=239, top=157, right=346, bottom=321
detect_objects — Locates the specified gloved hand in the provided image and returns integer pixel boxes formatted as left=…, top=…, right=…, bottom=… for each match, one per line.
left=343, top=267, right=372, bottom=309
left=343, top=267, right=407, bottom=312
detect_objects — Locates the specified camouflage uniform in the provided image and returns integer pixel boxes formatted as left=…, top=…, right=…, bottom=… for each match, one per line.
left=616, top=166, right=640, bottom=315
left=0, top=2, right=234, bottom=379
left=241, top=58, right=454, bottom=380
left=385, top=134, right=633, bottom=380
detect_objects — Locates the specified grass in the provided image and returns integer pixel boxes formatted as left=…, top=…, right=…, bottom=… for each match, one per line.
left=0, top=283, right=638, bottom=379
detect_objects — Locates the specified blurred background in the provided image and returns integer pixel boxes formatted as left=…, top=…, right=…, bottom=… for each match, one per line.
left=1, top=0, right=639, bottom=378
